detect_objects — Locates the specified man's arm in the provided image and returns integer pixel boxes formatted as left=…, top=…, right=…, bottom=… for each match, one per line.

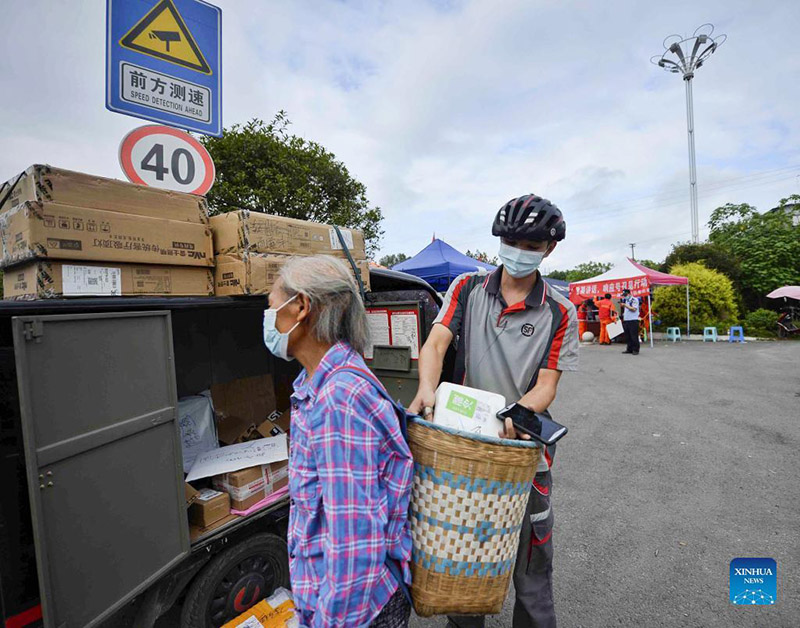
left=499, top=368, right=562, bottom=440
left=408, top=324, right=453, bottom=415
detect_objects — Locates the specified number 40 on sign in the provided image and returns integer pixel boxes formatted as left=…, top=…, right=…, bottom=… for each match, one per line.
left=118, top=124, right=215, bottom=195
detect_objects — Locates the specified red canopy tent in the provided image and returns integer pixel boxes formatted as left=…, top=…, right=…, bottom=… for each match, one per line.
left=569, top=258, right=690, bottom=347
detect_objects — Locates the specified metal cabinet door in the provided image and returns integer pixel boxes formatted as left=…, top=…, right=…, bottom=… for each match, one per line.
left=12, top=312, right=188, bottom=628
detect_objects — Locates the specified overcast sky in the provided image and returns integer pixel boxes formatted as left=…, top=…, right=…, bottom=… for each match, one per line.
left=2, top=0, right=799, bottom=271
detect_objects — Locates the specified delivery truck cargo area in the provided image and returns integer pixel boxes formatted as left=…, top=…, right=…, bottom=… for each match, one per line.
left=0, top=267, right=443, bottom=628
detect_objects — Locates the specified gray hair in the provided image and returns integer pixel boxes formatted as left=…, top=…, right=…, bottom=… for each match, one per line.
left=278, top=255, right=369, bottom=355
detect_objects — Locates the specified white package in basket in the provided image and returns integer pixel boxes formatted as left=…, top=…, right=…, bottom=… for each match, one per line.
left=432, top=383, right=506, bottom=436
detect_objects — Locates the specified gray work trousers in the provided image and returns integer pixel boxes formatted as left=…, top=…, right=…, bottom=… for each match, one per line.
left=447, top=452, right=557, bottom=628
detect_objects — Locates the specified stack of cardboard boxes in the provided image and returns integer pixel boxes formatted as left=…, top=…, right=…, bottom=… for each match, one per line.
left=1, top=166, right=371, bottom=299
left=184, top=374, right=292, bottom=540
left=0, top=165, right=214, bottom=299
left=210, top=209, right=370, bottom=296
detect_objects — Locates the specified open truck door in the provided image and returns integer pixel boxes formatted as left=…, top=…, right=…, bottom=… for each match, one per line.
left=12, top=311, right=188, bottom=628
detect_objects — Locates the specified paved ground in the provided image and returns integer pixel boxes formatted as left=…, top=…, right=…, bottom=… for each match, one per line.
left=162, top=340, right=799, bottom=627
left=410, top=340, right=800, bottom=627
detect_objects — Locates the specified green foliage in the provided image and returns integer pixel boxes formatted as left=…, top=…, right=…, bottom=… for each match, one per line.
left=653, top=262, right=738, bottom=331
left=547, top=261, right=612, bottom=282
left=661, top=242, right=741, bottom=281
left=635, top=259, right=661, bottom=271
left=708, top=196, right=800, bottom=309
left=465, top=249, right=499, bottom=266
left=743, top=308, right=779, bottom=337
left=201, top=113, right=384, bottom=255
left=378, top=253, right=409, bottom=268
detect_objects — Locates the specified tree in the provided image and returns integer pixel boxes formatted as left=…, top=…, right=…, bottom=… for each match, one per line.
left=378, top=253, right=409, bottom=268
left=201, top=113, right=384, bottom=255
left=661, top=242, right=741, bottom=283
left=566, top=261, right=612, bottom=282
left=466, top=249, right=499, bottom=266
left=708, top=196, right=800, bottom=309
left=636, top=259, right=661, bottom=271
left=547, top=261, right=612, bottom=282
left=652, top=262, right=738, bottom=331
left=546, top=269, right=569, bottom=281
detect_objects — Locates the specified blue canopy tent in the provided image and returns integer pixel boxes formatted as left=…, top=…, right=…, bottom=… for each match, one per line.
left=542, top=276, right=569, bottom=297
left=392, top=239, right=495, bottom=292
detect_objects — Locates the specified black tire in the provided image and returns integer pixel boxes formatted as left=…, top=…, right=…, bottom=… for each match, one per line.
left=180, top=532, right=289, bottom=628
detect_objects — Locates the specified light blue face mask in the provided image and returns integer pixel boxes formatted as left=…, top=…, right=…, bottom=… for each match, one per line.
left=263, top=295, right=299, bottom=361
left=498, top=241, right=546, bottom=278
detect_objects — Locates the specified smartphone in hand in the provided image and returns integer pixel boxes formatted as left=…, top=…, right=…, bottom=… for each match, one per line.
left=496, top=404, right=568, bottom=446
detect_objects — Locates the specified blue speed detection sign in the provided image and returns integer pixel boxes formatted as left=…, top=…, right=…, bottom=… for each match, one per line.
left=106, top=0, right=222, bottom=136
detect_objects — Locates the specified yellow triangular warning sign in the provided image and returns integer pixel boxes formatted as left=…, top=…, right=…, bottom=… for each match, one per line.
left=120, top=0, right=212, bottom=74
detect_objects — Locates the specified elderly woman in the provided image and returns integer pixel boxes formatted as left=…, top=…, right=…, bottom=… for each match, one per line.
left=263, top=255, right=414, bottom=628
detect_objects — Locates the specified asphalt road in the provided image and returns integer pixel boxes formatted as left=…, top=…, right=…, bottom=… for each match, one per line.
left=410, top=340, right=800, bottom=628
left=162, top=340, right=799, bottom=627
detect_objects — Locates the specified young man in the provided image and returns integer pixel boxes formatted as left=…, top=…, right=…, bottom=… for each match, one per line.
left=410, top=194, right=579, bottom=628
left=620, top=288, right=640, bottom=355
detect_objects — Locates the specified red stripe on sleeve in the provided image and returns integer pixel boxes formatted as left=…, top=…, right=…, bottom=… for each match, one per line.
left=440, top=277, right=469, bottom=327
left=546, top=303, right=569, bottom=370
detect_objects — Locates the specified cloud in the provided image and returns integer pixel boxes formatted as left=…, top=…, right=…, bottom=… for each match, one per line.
left=2, top=0, right=799, bottom=272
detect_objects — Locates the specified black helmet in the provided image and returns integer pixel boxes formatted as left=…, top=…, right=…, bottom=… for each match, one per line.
left=492, top=194, right=566, bottom=241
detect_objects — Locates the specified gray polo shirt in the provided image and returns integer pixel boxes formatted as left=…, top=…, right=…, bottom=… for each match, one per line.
left=435, top=268, right=579, bottom=403
left=434, top=268, right=579, bottom=471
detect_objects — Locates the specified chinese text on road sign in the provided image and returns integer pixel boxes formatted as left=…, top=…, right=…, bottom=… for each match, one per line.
left=107, top=0, right=221, bottom=136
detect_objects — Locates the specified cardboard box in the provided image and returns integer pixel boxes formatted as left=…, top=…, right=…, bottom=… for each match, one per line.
left=216, top=414, right=256, bottom=446
left=256, top=410, right=290, bottom=438
left=185, top=483, right=200, bottom=506
left=221, top=588, right=298, bottom=628
left=1, top=165, right=209, bottom=223
left=210, top=210, right=366, bottom=259
left=188, top=488, right=231, bottom=527
left=0, top=201, right=213, bottom=269
left=213, top=461, right=289, bottom=511
left=189, top=513, right=238, bottom=542
left=214, top=253, right=370, bottom=296
left=211, top=375, right=277, bottom=428
left=3, top=260, right=214, bottom=300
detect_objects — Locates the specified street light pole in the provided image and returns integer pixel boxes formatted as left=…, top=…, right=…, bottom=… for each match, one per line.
left=629, top=243, right=636, bottom=259
left=685, top=78, right=699, bottom=242
left=652, top=24, right=726, bottom=244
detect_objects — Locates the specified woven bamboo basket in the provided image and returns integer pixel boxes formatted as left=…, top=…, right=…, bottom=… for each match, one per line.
left=406, top=417, right=541, bottom=617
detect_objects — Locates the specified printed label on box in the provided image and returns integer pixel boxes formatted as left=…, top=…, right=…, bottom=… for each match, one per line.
left=329, top=227, right=354, bottom=250
left=446, top=391, right=477, bottom=418
left=195, top=488, right=224, bottom=502
left=62, top=265, right=122, bottom=296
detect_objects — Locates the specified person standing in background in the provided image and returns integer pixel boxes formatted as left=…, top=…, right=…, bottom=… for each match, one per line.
left=577, top=300, right=589, bottom=339
left=595, top=294, right=616, bottom=345
left=620, top=288, right=640, bottom=355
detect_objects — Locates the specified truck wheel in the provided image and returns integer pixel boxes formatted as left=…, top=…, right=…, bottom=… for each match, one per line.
left=180, top=533, right=289, bottom=628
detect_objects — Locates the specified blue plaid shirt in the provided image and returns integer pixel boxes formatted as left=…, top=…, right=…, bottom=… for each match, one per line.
left=288, top=342, right=413, bottom=627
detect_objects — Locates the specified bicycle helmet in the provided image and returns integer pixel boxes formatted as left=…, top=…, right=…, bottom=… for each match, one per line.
left=492, top=194, right=566, bottom=241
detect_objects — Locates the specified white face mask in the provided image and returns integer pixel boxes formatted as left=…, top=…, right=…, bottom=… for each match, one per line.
left=263, top=295, right=299, bottom=361
left=498, top=241, right=546, bottom=278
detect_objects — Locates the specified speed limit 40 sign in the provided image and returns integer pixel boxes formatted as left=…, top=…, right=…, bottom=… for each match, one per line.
left=119, top=125, right=215, bottom=195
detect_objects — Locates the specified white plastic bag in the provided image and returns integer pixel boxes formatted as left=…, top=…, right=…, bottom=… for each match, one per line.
left=179, top=391, right=219, bottom=473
